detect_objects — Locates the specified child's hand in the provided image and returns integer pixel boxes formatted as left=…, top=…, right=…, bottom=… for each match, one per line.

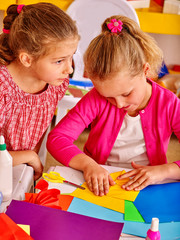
left=10, top=150, right=43, bottom=181
left=117, top=161, right=173, bottom=191
left=83, top=163, right=115, bottom=196
left=27, top=151, right=43, bottom=180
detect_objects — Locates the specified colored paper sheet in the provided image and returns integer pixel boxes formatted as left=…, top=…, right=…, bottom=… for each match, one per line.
left=70, top=184, right=125, bottom=213
left=134, top=182, right=180, bottom=223
left=6, top=200, right=124, bottom=240
left=17, top=224, right=30, bottom=235
left=70, top=171, right=140, bottom=213
left=124, top=201, right=144, bottom=222
left=0, top=213, right=33, bottom=240
left=59, top=194, right=73, bottom=211
left=68, top=197, right=180, bottom=240
left=68, top=197, right=124, bottom=222
left=107, top=171, right=139, bottom=201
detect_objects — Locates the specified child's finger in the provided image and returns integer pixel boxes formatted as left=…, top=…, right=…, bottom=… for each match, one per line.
left=122, top=174, right=147, bottom=191
left=92, top=178, right=99, bottom=196
left=108, top=175, right=115, bottom=186
left=102, top=178, right=110, bottom=195
left=117, top=169, right=137, bottom=179
left=87, top=179, right=93, bottom=191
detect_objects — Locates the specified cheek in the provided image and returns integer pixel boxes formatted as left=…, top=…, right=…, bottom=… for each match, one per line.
left=107, top=98, right=116, bottom=106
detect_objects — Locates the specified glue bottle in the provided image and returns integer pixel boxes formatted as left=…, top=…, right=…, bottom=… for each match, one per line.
left=146, top=218, right=161, bottom=240
left=0, top=135, right=13, bottom=202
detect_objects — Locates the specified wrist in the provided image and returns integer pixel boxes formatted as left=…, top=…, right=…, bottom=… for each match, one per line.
left=165, top=163, right=180, bottom=180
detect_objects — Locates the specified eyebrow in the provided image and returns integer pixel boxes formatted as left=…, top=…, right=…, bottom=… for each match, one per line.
left=52, top=50, right=77, bottom=60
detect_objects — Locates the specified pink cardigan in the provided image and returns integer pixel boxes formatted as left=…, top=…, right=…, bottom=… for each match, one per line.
left=47, top=80, right=180, bottom=167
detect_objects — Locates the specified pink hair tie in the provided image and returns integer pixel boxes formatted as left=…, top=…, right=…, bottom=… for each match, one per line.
left=107, top=19, right=123, bottom=33
left=3, top=28, right=10, bottom=34
left=17, top=4, right=25, bottom=14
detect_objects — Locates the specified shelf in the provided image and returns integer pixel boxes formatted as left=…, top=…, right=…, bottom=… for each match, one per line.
left=0, top=1, right=16, bottom=11
left=136, top=10, right=180, bottom=35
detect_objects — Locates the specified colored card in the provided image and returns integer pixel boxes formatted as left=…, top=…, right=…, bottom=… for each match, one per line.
left=124, top=201, right=144, bottom=222
left=6, top=200, right=124, bottom=240
left=70, top=184, right=125, bottom=213
left=134, top=182, right=180, bottom=223
left=0, top=213, right=33, bottom=239
left=68, top=197, right=180, bottom=240
left=59, top=194, right=74, bottom=211
left=70, top=171, right=139, bottom=213
left=108, top=171, right=139, bottom=201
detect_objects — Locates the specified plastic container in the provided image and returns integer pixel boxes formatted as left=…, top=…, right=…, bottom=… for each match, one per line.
left=0, top=135, right=13, bottom=202
left=146, top=218, right=161, bottom=240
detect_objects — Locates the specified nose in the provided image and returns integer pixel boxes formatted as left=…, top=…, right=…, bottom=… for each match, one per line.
left=63, top=59, right=73, bottom=75
left=115, top=96, right=125, bottom=108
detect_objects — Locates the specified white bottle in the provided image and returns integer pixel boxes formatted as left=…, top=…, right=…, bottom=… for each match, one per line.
left=0, top=135, right=13, bottom=202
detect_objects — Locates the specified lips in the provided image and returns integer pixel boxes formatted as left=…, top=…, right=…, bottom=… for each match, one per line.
left=123, top=105, right=130, bottom=109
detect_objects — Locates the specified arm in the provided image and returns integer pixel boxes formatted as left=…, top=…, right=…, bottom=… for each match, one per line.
left=119, top=90, right=180, bottom=191
left=47, top=89, right=115, bottom=195
left=9, top=150, right=43, bottom=180
left=118, top=161, right=180, bottom=191
left=69, top=153, right=115, bottom=196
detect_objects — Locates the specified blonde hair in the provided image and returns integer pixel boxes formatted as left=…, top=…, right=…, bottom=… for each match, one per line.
left=0, top=3, right=79, bottom=65
left=84, top=15, right=163, bottom=80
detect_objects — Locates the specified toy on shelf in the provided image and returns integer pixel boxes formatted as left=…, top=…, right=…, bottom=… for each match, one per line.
left=157, top=64, right=180, bottom=98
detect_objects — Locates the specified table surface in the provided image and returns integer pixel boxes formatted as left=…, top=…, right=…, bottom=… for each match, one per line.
left=47, top=165, right=145, bottom=240
left=0, top=164, right=34, bottom=213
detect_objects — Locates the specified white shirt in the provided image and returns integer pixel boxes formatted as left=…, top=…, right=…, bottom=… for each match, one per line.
left=106, top=114, right=149, bottom=169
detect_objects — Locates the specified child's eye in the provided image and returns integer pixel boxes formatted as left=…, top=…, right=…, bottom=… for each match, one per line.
left=56, top=60, right=62, bottom=64
left=122, top=92, right=131, bottom=97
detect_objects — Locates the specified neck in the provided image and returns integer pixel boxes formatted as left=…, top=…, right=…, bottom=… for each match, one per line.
left=7, top=62, right=47, bottom=94
left=128, top=80, right=152, bottom=117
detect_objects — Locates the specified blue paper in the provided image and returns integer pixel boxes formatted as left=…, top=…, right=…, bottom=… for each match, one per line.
left=134, top=182, right=180, bottom=223
left=68, top=197, right=180, bottom=239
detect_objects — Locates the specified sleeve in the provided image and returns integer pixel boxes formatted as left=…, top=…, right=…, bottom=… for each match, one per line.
left=47, top=88, right=102, bottom=166
left=0, top=81, right=6, bottom=129
left=174, top=161, right=180, bottom=167
left=171, top=94, right=180, bottom=166
left=171, top=94, right=180, bottom=140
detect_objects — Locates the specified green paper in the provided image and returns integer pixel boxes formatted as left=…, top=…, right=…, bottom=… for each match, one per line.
left=124, top=200, right=145, bottom=222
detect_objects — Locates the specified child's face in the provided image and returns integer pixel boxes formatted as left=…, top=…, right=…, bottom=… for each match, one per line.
left=92, top=69, right=152, bottom=116
left=30, top=37, right=79, bottom=86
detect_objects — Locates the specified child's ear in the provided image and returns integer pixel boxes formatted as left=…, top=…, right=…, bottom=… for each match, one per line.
left=143, top=62, right=150, bottom=76
left=19, top=52, right=33, bottom=67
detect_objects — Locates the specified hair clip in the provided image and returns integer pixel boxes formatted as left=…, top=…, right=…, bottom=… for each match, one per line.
left=107, top=19, right=123, bottom=33
left=17, top=4, right=25, bottom=14
left=3, top=28, right=10, bottom=34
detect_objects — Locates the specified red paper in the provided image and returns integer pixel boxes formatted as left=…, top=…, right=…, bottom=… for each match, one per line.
left=0, top=213, right=33, bottom=239
left=25, top=179, right=73, bottom=211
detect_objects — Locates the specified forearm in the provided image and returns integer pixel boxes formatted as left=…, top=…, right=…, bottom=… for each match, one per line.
left=68, top=153, right=99, bottom=172
left=9, top=150, right=38, bottom=166
left=9, top=150, right=43, bottom=181
left=165, top=162, right=180, bottom=180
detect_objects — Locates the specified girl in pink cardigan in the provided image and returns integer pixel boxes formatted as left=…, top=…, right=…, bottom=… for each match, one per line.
left=47, top=15, right=180, bottom=196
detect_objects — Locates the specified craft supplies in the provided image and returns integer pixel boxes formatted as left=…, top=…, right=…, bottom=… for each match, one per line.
left=0, top=135, right=13, bottom=202
left=43, top=171, right=85, bottom=190
left=146, top=218, right=161, bottom=240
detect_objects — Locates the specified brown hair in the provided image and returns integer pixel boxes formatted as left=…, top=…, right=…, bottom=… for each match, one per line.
left=84, top=15, right=163, bottom=80
left=0, top=3, right=79, bottom=65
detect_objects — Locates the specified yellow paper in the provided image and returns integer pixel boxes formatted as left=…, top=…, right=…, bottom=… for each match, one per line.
left=17, top=224, right=30, bottom=235
left=107, top=171, right=139, bottom=202
left=70, top=170, right=139, bottom=213
left=71, top=182, right=125, bottom=213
